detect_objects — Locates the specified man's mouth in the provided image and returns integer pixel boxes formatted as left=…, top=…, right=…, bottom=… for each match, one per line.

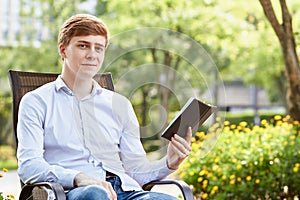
left=82, top=63, right=97, bottom=67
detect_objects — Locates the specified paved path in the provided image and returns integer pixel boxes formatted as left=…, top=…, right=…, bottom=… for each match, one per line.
left=0, top=170, right=21, bottom=199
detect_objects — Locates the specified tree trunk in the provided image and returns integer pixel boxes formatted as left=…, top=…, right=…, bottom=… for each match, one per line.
left=259, top=0, right=300, bottom=120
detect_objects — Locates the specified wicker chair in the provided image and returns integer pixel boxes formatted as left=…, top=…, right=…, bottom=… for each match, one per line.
left=8, top=70, right=194, bottom=200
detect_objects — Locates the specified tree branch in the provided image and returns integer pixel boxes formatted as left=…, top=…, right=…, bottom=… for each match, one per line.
left=258, top=0, right=284, bottom=40
left=280, top=0, right=294, bottom=39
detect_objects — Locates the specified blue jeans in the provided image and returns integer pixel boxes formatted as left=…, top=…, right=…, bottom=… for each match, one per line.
left=67, top=176, right=178, bottom=200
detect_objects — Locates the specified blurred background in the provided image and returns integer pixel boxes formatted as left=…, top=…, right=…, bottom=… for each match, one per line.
left=0, top=0, right=300, bottom=198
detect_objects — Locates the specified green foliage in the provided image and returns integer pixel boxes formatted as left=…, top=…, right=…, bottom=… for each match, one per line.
left=0, top=146, right=17, bottom=170
left=176, top=115, right=300, bottom=199
left=0, top=95, right=12, bottom=146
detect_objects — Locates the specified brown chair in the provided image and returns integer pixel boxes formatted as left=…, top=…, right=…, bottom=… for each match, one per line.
left=8, top=70, right=194, bottom=200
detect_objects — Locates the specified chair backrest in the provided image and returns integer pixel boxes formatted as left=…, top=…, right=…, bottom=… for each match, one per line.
left=8, top=70, right=114, bottom=147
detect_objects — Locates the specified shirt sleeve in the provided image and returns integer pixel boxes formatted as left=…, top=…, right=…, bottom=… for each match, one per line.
left=117, top=97, right=175, bottom=186
left=17, top=92, right=79, bottom=189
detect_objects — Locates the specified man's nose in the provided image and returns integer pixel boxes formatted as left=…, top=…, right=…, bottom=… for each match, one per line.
left=86, top=47, right=97, bottom=59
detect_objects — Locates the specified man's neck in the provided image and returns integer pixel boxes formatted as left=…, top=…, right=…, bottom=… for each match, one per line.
left=61, top=72, right=94, bottom=100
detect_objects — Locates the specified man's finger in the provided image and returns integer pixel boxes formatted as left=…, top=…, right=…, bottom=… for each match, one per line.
left=185, top=126, right=192, bottom=143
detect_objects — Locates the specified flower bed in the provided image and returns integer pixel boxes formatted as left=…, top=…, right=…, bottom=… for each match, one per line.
left=176, top=115, right=300, bottom=199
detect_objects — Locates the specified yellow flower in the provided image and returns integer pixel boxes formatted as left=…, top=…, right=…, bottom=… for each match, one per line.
left=202, top=193, right=208, bottom=199
left=207, top=172, right=212, bottom=178
left=260, top=119, right=268, bottom=126
left=214, top=156, right=219, bottom=163
left=244, top=128, right=251, bottom=132
left=212, top=164, right=219, bottom=171
left=255, top=179, right=260, bottom=184
left=224, top=121, right=230, bottom=126
left=196, top=131, right=205, bottom=138
left=260, top=157, right=264, bottom=162
left=252, top=125, right=260, bottom=131
left=7, top=194, right=15, bottom=199
left=189, top=171, right=195, bottom=176
left=246, top=176, right=252, bottom=181
left=274, top=115, right=282, bottom=120
left=203, top=179, right=209, bottom=186
left=290, top=135, right=296, bottom=140
left=229, top=179, right=235, bottom=185
left=223, top=126, right=230, bottom=132
left=198, top=177, right=203, bottom=182
left=180, top=171, right=186, bottom=179
left=191, top=137, right=196, bottom=143
left=217, top=167, right=222, bottom=173
left=276, top=121, right=282, bottom=126
left=237, top=177, right=242, bottom=182
left=236, top=164, right=242, bottom=170
left=230, top=174, right=235, bottom=179
left=184, top=162, right=191, bottom=168
left=212, top=185, right=219, bottom=191
left=293, top=167, right=298, bottom=173
left=199, top=170, right=206, bottom=176
left=293, top=120, right=299, bottom=125
left=239, top=121, right=248, bottom=127
left=190, top=157, right=196, bottom=163
left=191, top=143, right=198, bottom=149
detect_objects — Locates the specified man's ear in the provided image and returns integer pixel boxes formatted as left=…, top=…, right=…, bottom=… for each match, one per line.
left=59, top=44, right=66, bottom=59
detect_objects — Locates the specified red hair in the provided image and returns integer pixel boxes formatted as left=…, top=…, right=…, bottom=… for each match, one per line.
left=58, top=14, right=109, bottom=48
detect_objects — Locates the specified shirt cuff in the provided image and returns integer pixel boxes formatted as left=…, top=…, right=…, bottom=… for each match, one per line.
left=58, top=169, right=80, bottom=189
left=160, top=156, right=176, bottom=175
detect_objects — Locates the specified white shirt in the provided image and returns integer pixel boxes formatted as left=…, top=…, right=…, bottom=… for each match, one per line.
left=17, top=76, right=174, bottom=190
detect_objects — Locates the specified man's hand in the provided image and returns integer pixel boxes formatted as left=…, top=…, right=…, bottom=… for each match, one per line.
left=74, top=172, right=117, bottom=200
left=167, top=127, right=192, bottom=170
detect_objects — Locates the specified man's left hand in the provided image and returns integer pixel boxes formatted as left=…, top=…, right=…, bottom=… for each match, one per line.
left=167, top=127, right=192, bottom=170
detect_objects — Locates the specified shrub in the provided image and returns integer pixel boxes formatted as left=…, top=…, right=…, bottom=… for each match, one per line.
left=176, top=115, right=300, bottom=199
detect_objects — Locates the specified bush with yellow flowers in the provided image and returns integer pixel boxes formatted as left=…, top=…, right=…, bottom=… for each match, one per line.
left=0, top=168, right=15, bottom=200
left=176, top=115, right=300, bottom=199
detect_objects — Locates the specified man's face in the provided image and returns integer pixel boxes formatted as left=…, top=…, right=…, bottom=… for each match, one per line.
left=60, top=35, right=106, bottom=80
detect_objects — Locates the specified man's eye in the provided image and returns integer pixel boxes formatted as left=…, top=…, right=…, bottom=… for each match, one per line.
left=95, top=47, right=104, bottom=52
left=79, top=44, right=87, bottom=48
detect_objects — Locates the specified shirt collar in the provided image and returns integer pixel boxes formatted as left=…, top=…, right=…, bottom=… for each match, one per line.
left=55, top=76, right=103, bottom=97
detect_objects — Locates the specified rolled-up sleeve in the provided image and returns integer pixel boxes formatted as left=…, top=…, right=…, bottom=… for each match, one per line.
left=118, top=98, right=175, bottom=186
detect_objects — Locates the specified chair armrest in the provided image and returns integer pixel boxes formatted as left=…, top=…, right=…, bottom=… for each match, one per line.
left=19, top=182, right=66, bottom=200
left=142, top=179, right=194, bottom=200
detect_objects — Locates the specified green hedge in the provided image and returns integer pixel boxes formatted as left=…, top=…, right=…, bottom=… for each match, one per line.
left=176, top=115, right=300, bottom=199
left=0, top=95, right=12, bottom=146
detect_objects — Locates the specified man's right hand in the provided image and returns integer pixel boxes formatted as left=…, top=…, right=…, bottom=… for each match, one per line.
left=74, top=172, right=117, bottom=200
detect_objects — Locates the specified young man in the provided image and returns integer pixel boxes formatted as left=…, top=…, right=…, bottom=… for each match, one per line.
left=17, top=14, right=192, bottom=200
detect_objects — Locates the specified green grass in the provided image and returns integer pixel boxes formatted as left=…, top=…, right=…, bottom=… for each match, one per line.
left=0, top=160, right=17, bottom=170
left=0, top=145, right=17, bottom=170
